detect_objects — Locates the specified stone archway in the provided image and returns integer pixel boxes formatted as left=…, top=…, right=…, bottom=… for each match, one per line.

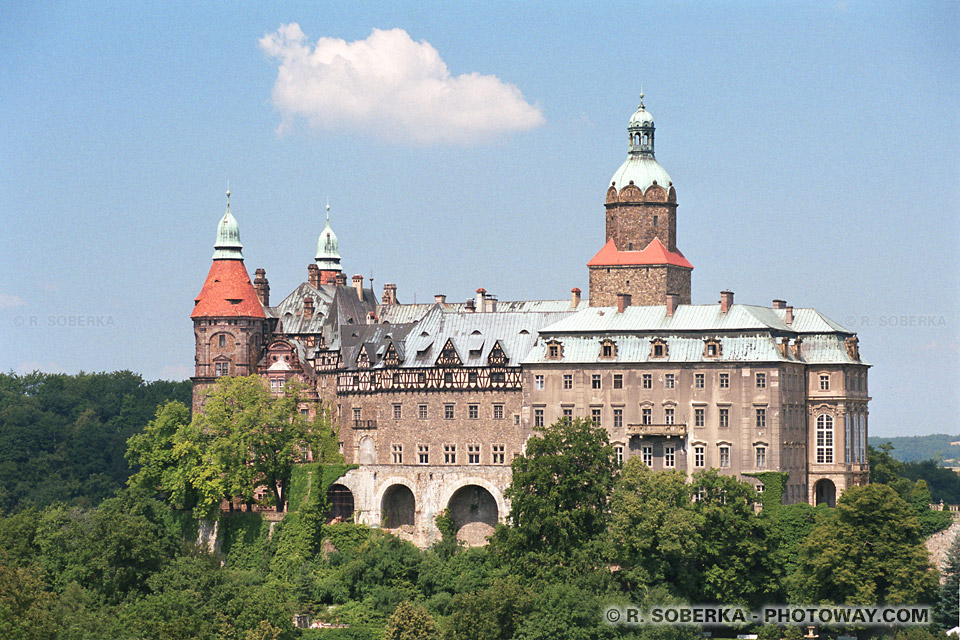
left=814, top=479, right=836, bottom=507
left=381, top=484, right=415, bottom=528
left=326, top=484, right=354, bottom=523
left=447, top=484, right=498, bottom=546
left=358, top=436, right=375, bottom=464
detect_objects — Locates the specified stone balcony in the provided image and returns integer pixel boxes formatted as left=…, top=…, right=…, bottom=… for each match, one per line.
left=352, top=419, right=378, bottom=430
left=625, top=423, right=688, bottom=438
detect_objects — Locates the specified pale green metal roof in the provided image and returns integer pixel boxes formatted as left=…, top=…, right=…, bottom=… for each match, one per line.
left=212, top=192, right=243, bottom=260
left=315, top=203, right=342, bottom=269
left=610, top=155, right=672, bottom=193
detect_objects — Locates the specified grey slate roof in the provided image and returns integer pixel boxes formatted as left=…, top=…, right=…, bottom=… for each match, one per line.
left=376, top=299, right=587, bottom=325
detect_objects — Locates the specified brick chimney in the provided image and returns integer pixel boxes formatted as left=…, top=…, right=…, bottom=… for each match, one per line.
left=475, top=288, right=486, bottom=313
left=720, top=290, right=734, bottom=313
left=334, top=272, right=347, bottom=287
left=307, top=264, right=320, bottom=288
left=617, top=293, right=632, bottom=313
left=772, top=299, right=786, bottom=310
left=254, top=268, right=270, bottom=307
left=382, top=283, right=397, bottom=305
left=434, top=294, right=446, bottom=304
left=303, top=296, right=314, bottom=318
left=352, top=274, right=363, bottom=301
left=485, top=295, right=498, bottom=313
left=785, top=305, right=794, bottom=325
left=666, top=292, right=678, bottom=317
left=465, top=299, right=476, bottom=313
left=571, top=287, right=581, bottom=308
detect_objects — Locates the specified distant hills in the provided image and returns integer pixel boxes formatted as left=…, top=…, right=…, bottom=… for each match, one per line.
left=869, top=433, right=960, bottom=465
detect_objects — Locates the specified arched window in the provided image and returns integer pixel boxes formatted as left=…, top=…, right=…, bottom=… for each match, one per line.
left=816, top=414, right=834, bottom=464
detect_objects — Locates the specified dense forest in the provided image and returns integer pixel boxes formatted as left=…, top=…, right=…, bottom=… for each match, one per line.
left=868, top=434, right=960, bottom=465
left=0, top=372, right=957, bottom=640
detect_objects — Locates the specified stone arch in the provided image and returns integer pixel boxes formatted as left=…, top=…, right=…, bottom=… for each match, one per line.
left=358, top=436, right=376, bottom=464
left=619, top=184, right=643, bottom=202
left=439, top=478, right=507, bottom=527
left=326, top=483, right=354, bottom=523
left=447, top=485, right=498, bottom=545
left=606, top=186, right=619, bottom=203
left=380, top=483, right=416, bottom=529
left=814, top=479, right=836, bottom=507
left=644, top=184, right=667, bottom=201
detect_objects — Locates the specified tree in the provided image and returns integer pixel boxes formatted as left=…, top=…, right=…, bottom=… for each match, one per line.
left=0, top=552, right=55, bottom=640
left=793, top=483, right=938, bottom=605
left=383, top=601, right=439, bottom=640
left=492, top=418, right=615, bottom=563
left=445, top=577, right=534, bottom=640
left=935, top=530, right=960, bottom=630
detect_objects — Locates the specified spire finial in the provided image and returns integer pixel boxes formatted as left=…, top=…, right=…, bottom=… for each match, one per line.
left=639, top=87, right=645, bottom=110
left=325, top=196, right=330, bottom=221
left=226, top=182, right=231, bottom=210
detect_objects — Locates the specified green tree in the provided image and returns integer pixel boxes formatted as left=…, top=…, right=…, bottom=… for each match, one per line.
left=0, top=553, right=55, bottom=640
left=793, top=483, right=938, bottom=604
left=492, top=418, right=615, bottom=563
left=383, top=601, right=439, bottom=640
left=935, top=529, right=960, bottom=629
left=445, top=577, right=534, bottom=640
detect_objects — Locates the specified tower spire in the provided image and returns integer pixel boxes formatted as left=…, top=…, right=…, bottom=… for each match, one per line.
left=212, top=187, right=243, bottom=260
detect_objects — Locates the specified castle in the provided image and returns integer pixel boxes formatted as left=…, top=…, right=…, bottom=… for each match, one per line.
left=191, top=98, right=870, bottom=546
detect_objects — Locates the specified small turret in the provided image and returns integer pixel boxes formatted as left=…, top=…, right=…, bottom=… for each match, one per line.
left=315, top=201, right=342, bottom=285
left=212, top=189, right=244, bottom=260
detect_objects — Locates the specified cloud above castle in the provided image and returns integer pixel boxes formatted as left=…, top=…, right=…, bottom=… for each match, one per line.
left=259, top=24, right=545, bottom=145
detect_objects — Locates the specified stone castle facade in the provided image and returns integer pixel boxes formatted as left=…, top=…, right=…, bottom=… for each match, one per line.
left=191, top=98, right=870, bottom=547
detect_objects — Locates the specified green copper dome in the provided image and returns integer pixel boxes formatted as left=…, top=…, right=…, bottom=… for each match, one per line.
left=315, top=202, right=342, bottom=271
left=610, top=94, right=673, bottom=193
left=212, top=190, right=244, bottom=260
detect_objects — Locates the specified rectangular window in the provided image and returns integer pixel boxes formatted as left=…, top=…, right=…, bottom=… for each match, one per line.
left=695, top=373, right=704, bottom=389
left=444, top=444, right=456, bottom=464
left=391, top=444, right=403, bottom=464
left=694, top=445, right=705, bottom=468
left=820, top=374, right=830, bottom=390
left=664, top=445, right=675, bottom=468
left=642, top=407, right=652, bottom=425
left=353, top=407, right=361, bottom=422
left=563, top=374, right=573, bottom=390
left=614, top=445, right=624, bottom=466
left=719, top=373, right=729, bottom=388
left=592, top=374, right=601, bottom=389
left=534, top=374, right=544, bottom=390
left=642, top=374, right=652, bottom=389
left=756, top=446, right=766, bottom=469
left=218, top=334, right=226, bottom=347
left=492, top=444, right=505, bottom=464
left=719, top=445, right=730, bottom=468
left=642, top=446, right=653, bottom=467
left=613, top=374, right=623, bottom=389
left=468, top=371, right=477, bottom=384
left=756, top=372, right=766, bottom=388
left=695, top=407, right=705, bottom=427
left=664, top=407, right=674, bottom=425
left=418, top=444, right=429, bottom=465
left=562, top=407, right=573, bottom=419
left=444, top=404, right=454, bottom=420
left=468, top=404, right=479, bottom=420
left=393, top=404, right=402, bottom=420
left=493, top=404, right=504, bottom=420
left=270, top=378, right=278, bottom=392
left=756, top=408, right=766, bottom=429
left=468, top=444, right=480, bottom=465
left=719, top=407, right=729, bottom=428
left=418, top=404, right=428, bottom=420
left=534, top=408, right=544, bottom=427
left=665, top=374, right=675, bottom=389
left=613, top=408, right=623, bottom=428
left=215, top=362, right=229, bottom=377
left=591, top=407, right=602, bottom=426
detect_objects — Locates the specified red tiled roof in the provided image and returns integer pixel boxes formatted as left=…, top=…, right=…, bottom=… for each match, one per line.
left=191, top=259, right=266, bottom=318
left=586, top=237, right=694, bottom=269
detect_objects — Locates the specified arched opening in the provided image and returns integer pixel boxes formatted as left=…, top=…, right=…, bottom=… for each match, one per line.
left=326, top=484, right=354, bottom=523
left=448, top=485, right=498, bottom=546
left=358, top=436, right=375, bottom=464
left=814, top=479, right=836, bottom=507
left=381, top=484, right=415, bottom=528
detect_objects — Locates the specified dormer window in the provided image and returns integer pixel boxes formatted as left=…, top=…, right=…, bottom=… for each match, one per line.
left=704, top=339, right=721, bottom=358
left=650, top=338, right=667, bottom=359
left=546, top=340, right=564, bottom=360
left=599, top=338, right=617, bottom=359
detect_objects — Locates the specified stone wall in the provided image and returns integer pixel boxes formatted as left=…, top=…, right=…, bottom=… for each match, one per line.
left=588, top=264, right=691, bottom=307
left=605, top=201, right=678, bottom=252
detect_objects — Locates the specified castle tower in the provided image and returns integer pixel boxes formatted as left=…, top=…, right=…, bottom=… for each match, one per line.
left=190, top=189, right=267, bottom=411
left=588, top=95, right=693, bottom=307
left=314, top=202, right=342, bottom=286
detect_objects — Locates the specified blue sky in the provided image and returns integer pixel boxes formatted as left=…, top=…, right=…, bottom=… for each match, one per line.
left=0, top=1, right=957, bottom=436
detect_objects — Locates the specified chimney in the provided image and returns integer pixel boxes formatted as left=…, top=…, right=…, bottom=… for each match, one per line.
left=303, top=296, right=314, bottom=318
left=254, top=268, right=270, bottom=306
left=791, top=337, right=803, bottom=358
left=434, top=294, right=447, bottom=304
left=485, top=295, right=498, bottom=313
left=719, top=290, right=734, bottom=313
left=617, top=292, right=631, bottom=313
left=465, top=299, right=476, bottom=313
left=665, top=292, right=678, bottom=317
left=382, top=283, right=397, bottom=305
left=571, top=287, right=581, bottom=308
left=334, top=272, right=347, bottom=287
left=772, top=299, right=786, bottom=310
left=367, top=311, right=377, bottom=324
left=475, top=288, right=486, bottom=313
left=785, top=305, right=794, bottom=325
left=307, top=264, right=320, bottom=288
left=352, top=274, right=364, bottom=301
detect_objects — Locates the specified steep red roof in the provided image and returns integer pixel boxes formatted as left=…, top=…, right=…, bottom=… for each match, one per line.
left=587, top=237, right=693, bottom=269
left=191, top=259, right=266, bottom=319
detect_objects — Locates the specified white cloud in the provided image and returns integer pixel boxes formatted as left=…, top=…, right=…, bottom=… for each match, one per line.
left=0, top=294, right=26, bottom=308
left=259, top=24, right=545, bottom=144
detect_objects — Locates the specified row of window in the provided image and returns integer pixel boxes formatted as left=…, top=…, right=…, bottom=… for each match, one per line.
left=535, top=405, right=752, bottom=428
left=535, top=371, right=770, bottom=391
left=390, top=443, right=508, bottom=465
left=357, top=403, right=513, bottom=422
left=610, top=443, right=769, bottom=470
